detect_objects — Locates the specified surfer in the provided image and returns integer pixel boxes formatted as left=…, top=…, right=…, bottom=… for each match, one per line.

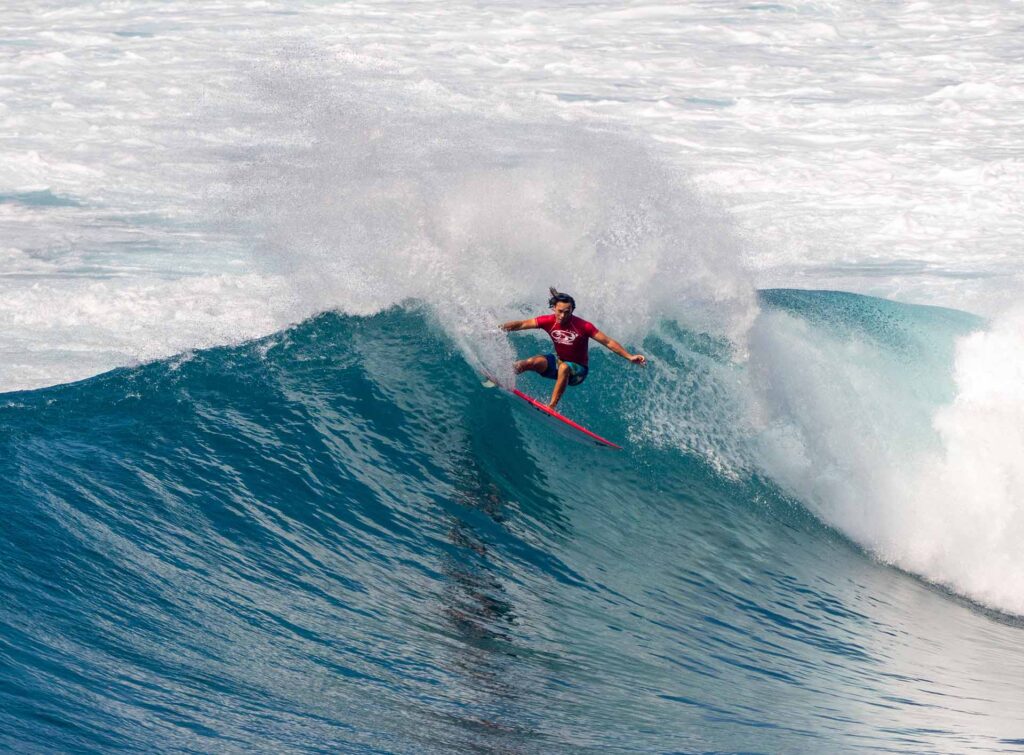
left=500, top=288, right=647, bottom=410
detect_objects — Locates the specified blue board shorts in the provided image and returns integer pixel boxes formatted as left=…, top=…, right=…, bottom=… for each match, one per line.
left=541, top=354, right=589, bottom=386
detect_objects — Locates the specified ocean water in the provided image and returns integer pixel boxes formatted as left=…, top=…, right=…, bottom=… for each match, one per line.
left=3, top=1, right=1024, bottom=752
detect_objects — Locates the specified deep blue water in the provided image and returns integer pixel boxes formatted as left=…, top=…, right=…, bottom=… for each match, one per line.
left=2, top=292, right=1023, bottom=753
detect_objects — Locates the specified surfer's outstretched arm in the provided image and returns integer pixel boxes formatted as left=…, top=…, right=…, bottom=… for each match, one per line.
left=592, top=330, right=646, bottom=365
left=500, top=318, right=539, bottom=332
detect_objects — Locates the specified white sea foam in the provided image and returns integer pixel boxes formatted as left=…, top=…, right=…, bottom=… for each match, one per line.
left=0, top=274, right=297, bottom=392
left=746, top=301, right=1024, bottom=615
left=905, top=309, right=1024, bottom=612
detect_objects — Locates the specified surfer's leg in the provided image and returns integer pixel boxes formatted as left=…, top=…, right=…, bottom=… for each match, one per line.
left=514, top=355, right=549, bottom=375
left=565, top=362, right=588, bottom=386
left=549, top=361, right=571, bottom=409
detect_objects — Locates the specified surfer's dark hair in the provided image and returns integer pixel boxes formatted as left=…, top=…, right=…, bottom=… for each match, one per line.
left=548, top=288, right=575, bottom=310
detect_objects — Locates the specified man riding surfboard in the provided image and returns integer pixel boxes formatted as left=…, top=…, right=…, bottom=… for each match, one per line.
left=500, top=288, right=647, bottom=410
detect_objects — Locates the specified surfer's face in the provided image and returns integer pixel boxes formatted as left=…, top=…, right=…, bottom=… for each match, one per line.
left=552, top=302, right=573, bottom=324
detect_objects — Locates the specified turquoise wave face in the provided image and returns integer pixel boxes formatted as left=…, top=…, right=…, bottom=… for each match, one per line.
left=2, top=297, right=1022, bottom=752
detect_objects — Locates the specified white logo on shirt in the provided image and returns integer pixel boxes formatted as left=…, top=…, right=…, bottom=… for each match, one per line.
left=551, top=329, right=578, bottom=346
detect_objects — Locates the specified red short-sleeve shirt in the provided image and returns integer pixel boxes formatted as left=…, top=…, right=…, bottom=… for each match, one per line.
left=535, top=314, right=599, bottom=366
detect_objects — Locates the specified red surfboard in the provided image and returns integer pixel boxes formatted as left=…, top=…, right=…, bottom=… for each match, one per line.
left=484, top=375, right=622, bottom=450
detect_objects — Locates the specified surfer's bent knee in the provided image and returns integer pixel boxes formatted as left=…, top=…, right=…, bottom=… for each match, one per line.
left=515, top=356, right=547, bottom=375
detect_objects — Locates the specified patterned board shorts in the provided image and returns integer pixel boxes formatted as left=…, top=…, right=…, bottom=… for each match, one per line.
left=541, top=354, right=589, bottom=386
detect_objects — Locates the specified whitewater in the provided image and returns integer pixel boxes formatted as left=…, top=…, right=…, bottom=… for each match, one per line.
left=3, top=0, right=1024, bottom=751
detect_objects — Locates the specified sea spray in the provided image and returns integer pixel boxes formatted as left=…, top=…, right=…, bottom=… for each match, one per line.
left=224, top=61, right=758, bottom=381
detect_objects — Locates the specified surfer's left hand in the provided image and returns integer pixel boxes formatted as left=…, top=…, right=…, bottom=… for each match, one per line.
left=629, top=354, right=647, bottom=366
